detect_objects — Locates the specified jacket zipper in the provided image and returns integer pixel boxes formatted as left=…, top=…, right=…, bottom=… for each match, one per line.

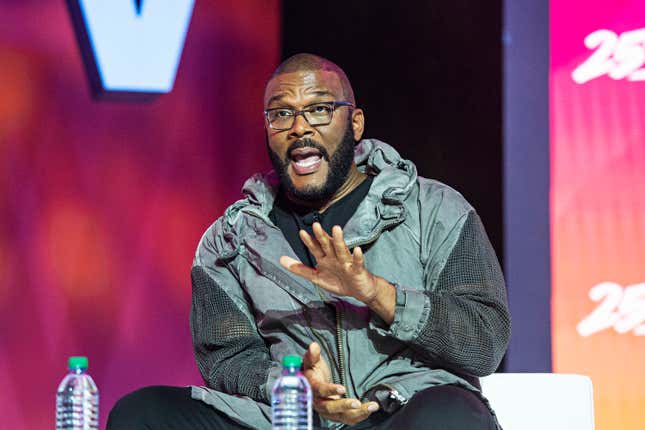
left=243, top=207, right=405, bottom=400
left=334, top=216, right=404, bottom=402
left=302, top=303, right=343, bottom=387
left=335, top=303, right=348, bottom=392
left=238, top=213, right=345, bottom=387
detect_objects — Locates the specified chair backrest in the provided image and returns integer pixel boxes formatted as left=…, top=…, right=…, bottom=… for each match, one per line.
left=479, top=373, right=595, bottom=430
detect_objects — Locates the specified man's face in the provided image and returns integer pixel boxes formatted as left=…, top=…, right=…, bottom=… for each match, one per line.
left=264, top=70, right=362, bottom=204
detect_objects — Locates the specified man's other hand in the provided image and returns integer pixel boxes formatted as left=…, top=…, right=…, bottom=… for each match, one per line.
left=302, top=342, right=379, bottom=426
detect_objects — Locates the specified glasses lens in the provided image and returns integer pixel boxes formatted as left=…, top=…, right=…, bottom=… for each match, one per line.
left=304, top=103, right=333, bottom=126
left=268, top=109, right=294, bottom=130
left=266, top=103, right=336, bottom=130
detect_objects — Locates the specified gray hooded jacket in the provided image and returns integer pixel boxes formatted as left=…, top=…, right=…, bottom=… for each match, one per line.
left=190, top=139, right=510, bottom=429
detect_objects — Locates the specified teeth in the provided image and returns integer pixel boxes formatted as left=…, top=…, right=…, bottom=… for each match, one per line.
left=295, top=156, right=321, bottom=167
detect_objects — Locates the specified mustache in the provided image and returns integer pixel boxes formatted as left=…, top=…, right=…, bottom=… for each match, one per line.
left=286, top=139, right=330, bottom=162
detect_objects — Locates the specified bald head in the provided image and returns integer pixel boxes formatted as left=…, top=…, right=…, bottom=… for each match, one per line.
left=267, top=53, right=356, bottom=104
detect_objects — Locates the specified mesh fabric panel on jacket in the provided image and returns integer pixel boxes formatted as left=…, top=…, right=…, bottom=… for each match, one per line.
left=190, top=265, right=273, bottom=403
left=412, top=211, right=510, bottom=376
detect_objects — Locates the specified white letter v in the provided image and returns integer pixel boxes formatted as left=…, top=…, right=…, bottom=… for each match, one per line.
left=69, top=0, right=195, bottom=95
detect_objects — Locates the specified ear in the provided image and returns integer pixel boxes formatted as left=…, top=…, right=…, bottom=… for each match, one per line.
left=351, top=108, right=365, bottom=141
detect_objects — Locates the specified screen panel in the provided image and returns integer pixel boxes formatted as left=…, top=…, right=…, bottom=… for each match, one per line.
left=551, top=1, right=645, bottom=428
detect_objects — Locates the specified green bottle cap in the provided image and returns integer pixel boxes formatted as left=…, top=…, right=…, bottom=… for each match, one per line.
left=282, top=355, right=302, bottom=368
left=68, top=356, right=88, bottom=370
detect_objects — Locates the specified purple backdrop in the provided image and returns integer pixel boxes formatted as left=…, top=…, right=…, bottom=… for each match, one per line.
left=0, top=1, right=280, bottom=428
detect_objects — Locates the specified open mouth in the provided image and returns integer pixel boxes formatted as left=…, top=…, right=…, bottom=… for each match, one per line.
left=289, top=147, right=323, bottom=174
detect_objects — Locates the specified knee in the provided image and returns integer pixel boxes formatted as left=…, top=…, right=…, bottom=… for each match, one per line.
left=107, top=386, right=174, bottom=429
left=406, top=385, right=496, bottom=429
left=423, top=384, right=488, bottom=412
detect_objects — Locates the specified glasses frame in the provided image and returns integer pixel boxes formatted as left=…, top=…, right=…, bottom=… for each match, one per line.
left=264, top=101, right=355, bottom=131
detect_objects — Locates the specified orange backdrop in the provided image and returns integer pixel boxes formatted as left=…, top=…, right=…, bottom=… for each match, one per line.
left=551, top=1, right=645, bottom=429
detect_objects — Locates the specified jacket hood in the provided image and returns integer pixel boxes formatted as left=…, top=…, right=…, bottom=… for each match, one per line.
left=234, top=139, right=418, bottom=222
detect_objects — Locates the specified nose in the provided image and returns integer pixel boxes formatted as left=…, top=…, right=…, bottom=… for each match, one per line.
left=288, top=112, right=314, bottom=139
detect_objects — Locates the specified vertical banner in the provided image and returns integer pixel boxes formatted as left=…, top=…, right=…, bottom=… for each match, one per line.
left=551, top=1, right=645, bottom=429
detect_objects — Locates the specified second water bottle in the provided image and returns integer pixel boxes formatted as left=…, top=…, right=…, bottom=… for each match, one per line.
left=271, top=355, right=312, bottom=430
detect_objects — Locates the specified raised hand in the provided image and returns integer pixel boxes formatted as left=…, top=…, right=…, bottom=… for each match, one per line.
left=302, top=342, right=379, bottom=426
left=280, top=222, right=380, bottom=304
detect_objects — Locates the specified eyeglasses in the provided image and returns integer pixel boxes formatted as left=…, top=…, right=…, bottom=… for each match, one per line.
left=264, top=101, right=354, bottom=131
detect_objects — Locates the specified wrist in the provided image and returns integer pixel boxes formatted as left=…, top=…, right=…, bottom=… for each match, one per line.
left=364, top=276, right=396, bottom=324
left=363, top=275, right=386, bottom=305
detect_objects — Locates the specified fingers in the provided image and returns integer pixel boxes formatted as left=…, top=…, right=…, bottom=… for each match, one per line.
left=300, top=223, right=352, bottom=263
left=315, top=399, right=380, bottom=426
left=352, top=245, right=365, bottom=267
left=310, top=380, right=346, bottom=398
left=299, top=229, right=325, bottom=259
left=312, top=222, right=334, bottom=257
left=303, top=339, right=379, bottom=426
left=302, top=342, right=321, bottom=370
left=305, top=370, right=345, bottom=398
left=279, top=256, right=317, bottom=280
left=341, top=401, right=380, bottom=425
left=332, top=226, right=352, bottom=261
left=315, top=398, right=362, bottom=414
left=304, top=366, right=344, bottom=400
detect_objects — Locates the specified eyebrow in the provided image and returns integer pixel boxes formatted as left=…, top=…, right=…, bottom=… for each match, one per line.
left=266, top=90, right=335, bottom=107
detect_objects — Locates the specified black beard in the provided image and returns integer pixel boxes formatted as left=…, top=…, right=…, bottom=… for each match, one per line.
left=267, top=120, right=356, bottom=207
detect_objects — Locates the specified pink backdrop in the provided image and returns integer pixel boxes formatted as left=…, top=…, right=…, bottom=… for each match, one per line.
left=551, top=1, right=645, bottom=428
left=0, top=1, right=280, bottom=428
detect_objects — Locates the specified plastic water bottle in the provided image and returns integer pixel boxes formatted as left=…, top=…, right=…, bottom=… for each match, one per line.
left=271, top=355, right=312, bottom=430
left=56, top=356, right=99, bottom=430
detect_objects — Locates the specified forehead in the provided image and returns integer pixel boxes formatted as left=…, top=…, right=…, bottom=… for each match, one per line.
left=264, top=70, right=344, bottom=107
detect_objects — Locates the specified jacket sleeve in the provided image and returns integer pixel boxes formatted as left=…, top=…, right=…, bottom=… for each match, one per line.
left=370, top=210, right=511, bottom=377
left=190, top=226, right=281, bottom=403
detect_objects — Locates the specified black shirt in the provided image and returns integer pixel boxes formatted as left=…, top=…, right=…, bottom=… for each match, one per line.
left=269, top=176, right=374, bottom=267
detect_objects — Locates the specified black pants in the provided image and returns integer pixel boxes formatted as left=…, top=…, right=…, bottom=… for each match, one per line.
left=107, top=385, right=498, bottom=429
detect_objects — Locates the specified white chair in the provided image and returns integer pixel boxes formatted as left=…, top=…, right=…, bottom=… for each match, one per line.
left=479, top=373, right=595, bottom=430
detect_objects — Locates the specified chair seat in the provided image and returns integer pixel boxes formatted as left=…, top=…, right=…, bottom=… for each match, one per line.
left=479, top=373, right=595, bottom=430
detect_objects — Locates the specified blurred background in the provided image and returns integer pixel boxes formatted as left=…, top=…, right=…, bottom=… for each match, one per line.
left=0, top=1, right=643, bottom=428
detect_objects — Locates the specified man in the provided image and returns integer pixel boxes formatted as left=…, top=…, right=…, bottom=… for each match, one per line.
left=108, top=53, right=510, bottom=429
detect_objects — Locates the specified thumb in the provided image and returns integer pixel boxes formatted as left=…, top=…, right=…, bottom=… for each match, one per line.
left=303, top=342, right=321, bottom=370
